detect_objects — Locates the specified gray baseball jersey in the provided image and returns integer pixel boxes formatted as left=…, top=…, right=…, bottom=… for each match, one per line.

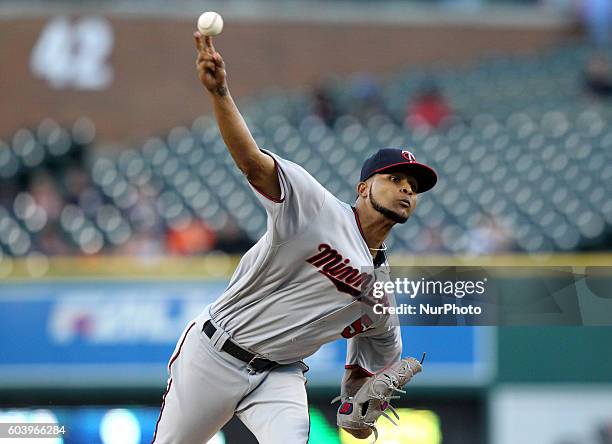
left=154, top=149, right=404, bottom=443
left=201, top=149, right=402, bottom=374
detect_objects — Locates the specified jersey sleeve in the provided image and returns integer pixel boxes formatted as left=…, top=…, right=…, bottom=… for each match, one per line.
left=345, top=324, right=402, bottom=375
left=246, top=149, right=327, bottom=243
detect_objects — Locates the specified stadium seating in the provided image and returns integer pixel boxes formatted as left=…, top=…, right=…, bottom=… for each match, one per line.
left=1, top=43, right=611, bottom=257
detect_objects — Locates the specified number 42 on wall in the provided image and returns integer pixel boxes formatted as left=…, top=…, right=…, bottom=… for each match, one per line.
left=30, top=16, right=114, bottom=90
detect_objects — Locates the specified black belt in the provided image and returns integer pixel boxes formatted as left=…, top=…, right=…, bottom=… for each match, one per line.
left=203, top=320, right=278, bottom=373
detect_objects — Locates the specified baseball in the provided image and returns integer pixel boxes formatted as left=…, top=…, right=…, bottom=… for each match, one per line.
left=197, top=11, right=223, bottom=36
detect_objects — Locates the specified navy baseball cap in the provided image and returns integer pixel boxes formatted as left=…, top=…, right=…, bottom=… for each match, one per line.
left=360, top=148, right=437, bottom=193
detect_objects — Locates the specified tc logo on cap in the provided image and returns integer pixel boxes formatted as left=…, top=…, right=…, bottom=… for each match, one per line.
left=401, top=150, right=416, bottom=162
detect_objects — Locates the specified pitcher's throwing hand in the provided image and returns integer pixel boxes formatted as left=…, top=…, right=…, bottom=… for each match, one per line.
left=194, top=32, right=227, bottom=96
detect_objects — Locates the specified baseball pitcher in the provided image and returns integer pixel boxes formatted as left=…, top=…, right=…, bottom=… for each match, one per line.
left=152, top=31, right=438, bottom=444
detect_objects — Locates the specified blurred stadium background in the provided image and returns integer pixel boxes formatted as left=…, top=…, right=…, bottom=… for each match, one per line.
left=1, top=0, right=612, bottom=443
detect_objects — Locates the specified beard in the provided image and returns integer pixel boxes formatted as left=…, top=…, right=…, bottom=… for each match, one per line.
left=369, top=187, right=409, bottom=224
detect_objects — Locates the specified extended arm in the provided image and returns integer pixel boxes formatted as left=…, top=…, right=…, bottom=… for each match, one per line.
left=194, top=32, right=281, bottom=200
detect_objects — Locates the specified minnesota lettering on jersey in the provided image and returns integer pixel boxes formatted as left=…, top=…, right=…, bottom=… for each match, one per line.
left=306, top=243, right=373, bottom=298
left=306, top=243, right=393, bottom=338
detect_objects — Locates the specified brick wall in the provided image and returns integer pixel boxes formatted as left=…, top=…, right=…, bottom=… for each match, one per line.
left=0, top=17, right=574, bottom=144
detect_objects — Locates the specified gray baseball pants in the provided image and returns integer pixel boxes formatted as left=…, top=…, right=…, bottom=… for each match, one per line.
left=152, top=316, right=310, bottom=444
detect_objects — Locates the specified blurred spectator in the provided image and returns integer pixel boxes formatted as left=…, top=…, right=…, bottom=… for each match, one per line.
left=416, top=226, right=446, bottom=253
left=128, top=188, right=163, bottom=234
left=165, top=218, right=216, bottom=255
left=0, top=181, right=19, bottom=209
left=36, top=222, right=72, bottom=256
left=350, top=73, right=386, bottom=120
left=119, top=231, right=164, bottom=257
left=583, top=54, right=612, bottom=98
left=405, top=83, right=453, bottom=131
left=577, top=0, right=612, bottom=99
left=312, top=82, right=338, bottom=127
left=465, top=214, right=513, bottom=254
left=78, top=186, right=104, bottom=217
left=214, top=216, right=255, bottom=254
left=30, top=172, right=63, bottom=221
left=598, top=419, right=612, bottom=444
left=62, top=164, right=90, bottom=205
left=578, top=0, right=612, bottom=49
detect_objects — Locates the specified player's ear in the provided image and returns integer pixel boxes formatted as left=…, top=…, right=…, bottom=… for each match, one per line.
left=356, top=181, right=368, bottom=198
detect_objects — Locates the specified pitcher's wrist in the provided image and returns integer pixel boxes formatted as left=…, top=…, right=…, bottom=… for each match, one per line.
left=209, top=85, right=228, bottom=97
